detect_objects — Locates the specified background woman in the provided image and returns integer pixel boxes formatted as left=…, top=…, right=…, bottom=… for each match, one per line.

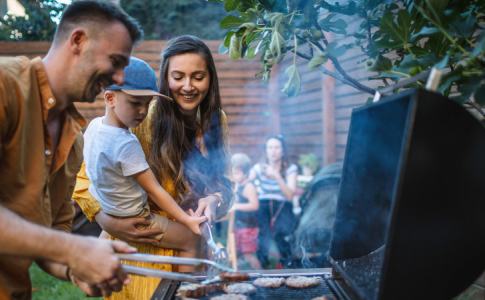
left=249, top=135, right=298, bottom=269
left=73, top=35, right=233, bottom=299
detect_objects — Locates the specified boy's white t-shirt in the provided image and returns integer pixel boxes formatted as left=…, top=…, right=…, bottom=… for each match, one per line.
left=83, top=117, right=150, bottom=217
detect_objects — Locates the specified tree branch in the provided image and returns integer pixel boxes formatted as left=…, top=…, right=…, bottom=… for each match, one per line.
left=466, top=100, right=485, bottom=117
left=366, top=10, right=373, bottom=48
left=291, top=49, right=375, bottom=95
left=313, top=20, right=376, bottom=95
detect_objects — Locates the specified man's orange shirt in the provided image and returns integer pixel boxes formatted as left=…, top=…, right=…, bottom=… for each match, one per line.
left=0, top=57, right=86, bottom=300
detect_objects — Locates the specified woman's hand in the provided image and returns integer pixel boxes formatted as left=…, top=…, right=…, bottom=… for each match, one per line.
left=263, top=164, right=281, bottom=179
left=95, top=210, right=164, bottom=245
left=194, top=195, right=219, bottom=224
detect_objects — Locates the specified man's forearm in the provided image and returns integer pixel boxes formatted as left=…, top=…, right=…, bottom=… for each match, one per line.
left=0, top=204, right=74, bottom=265
left=35, top=259, right=69, bottom=281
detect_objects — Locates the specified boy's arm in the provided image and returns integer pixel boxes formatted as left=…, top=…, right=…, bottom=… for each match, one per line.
left=132, top=168, right=206, bottom=235
left=233, top=183, right=259, bottom=212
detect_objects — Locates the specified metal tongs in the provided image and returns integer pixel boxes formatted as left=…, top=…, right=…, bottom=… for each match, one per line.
left=116, top=253, right=234, bottom=284
left=199, top=220, right=229, bottom=266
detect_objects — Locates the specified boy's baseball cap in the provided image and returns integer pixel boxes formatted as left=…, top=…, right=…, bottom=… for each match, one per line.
left=105, top=57, right=172, bottom=100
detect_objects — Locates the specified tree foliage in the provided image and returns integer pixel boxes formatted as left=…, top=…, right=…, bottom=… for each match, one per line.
left=215, top=0, right=485, bottom=110
left=120, top=0, right=232, bottom=40
left=0, top=0, right=64, bottom=41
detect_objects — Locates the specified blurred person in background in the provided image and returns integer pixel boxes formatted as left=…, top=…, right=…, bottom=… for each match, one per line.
left=0, top=0, right=143, bottom=298
left=249, top=135, right=298, bottom=269
left=73, top=35, right=234, bottom=300
left=230, top=153, right=262, bottom=270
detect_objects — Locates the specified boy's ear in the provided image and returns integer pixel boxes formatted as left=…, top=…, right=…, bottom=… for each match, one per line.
left=104, top=90, right=116, bottom=107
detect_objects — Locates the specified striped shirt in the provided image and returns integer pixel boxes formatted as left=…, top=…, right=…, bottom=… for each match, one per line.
left=251, top=163, right=298, bottom=201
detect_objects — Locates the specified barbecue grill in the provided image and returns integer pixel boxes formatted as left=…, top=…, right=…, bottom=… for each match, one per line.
left=150, top=89, right=485, bottom=300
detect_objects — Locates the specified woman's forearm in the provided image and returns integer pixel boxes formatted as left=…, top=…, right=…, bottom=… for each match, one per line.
left=275, top=175, right=295, bottom=201
left=232, top=202, right=258, bottom=212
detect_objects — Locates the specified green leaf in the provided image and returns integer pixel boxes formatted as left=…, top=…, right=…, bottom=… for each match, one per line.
left=270, top=12, right=284, bottom=26
left=379, top=10, right=411, bottom=48
left=474, top=84, right=485, bottom=106
left=437, top=73, right=460, bottom=94
left=224, top=0, right=241, bottom=12
left=254, top=70, right=264, bottom=77
left=434, top=53, right=449, bottom=69
left=219, top=43, right=229, bottom=54
left=281, top=65, right=301, bottom=98
left=229, top=34, right=240, bottom=59
left=425, top=33, right=451, bottom=56
left=308, top=53, right=328, bottom=71
left=269, top=31, right=286, bottom=64
left=246, top=46, right=258, bottom=59
left=325, top=42, right=348, bottom=57
left=318, top=13, right=348, bottom=35
left=450, top=15, right=476, bottom=39
left=237, top=0, right=257, bottom=14
left=369, top=71, right=402, bottom=82
left=220, top=15, right=246, bottom=28
left=471, top=31, right=485, bottom=57
left=457, top=72, right=485, bottom=104
left=407, top=45, right=429, bottom=58
left=425, top=0, right=449, bottom=19
left=223, top=31, right=236, bottom=47
left=410, top=27, right=441, bottom=43
left=365, top=54, right=392, bottom=72
left=262, top=69, right=271, bottom=85
left=208, top=0, right=224, bottom=3
left=238, top=22, right=257, bottom=57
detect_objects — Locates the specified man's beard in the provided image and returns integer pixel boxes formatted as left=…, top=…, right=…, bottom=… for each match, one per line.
left=66, top=51, right=100, bottom=103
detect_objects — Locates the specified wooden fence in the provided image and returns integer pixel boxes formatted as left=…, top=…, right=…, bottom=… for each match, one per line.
left=0, top=38, right=375, bottom=168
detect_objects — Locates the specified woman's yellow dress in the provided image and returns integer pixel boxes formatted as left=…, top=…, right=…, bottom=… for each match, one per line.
left=72, top=104, right=232, bottom=300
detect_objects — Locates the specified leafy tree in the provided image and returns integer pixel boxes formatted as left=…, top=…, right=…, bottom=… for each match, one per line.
left=215, top=0, right=485, bottom=114
left=0, top=0, right=64, bottom=41
left=120, top=0, right=232, bottom=40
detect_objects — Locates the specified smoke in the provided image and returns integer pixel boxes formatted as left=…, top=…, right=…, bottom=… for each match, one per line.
left=300, top=241, right=316, bottom=269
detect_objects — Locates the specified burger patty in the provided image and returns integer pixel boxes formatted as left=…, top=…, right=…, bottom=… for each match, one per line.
left=176, top=283, right=220, bottom=298
left=253, top=277, right=286, bottom=288
left=285, top=276, right=323, bottom=288
left=210, top=294, right=249, bottom=300
left=223, top=283, right=257, bottom=294
left=218, top=272, right=250, bottom=282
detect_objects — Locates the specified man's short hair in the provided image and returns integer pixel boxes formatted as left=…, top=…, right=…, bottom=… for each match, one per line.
left=232, top=153, right=252, bottom=175
left=53, top=0, right=143, bottom=46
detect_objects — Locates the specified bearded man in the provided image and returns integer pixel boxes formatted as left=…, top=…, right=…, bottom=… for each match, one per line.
left=0, top=1, right=145, bottom=299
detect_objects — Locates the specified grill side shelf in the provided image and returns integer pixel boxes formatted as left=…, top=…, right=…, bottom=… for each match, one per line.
left=327, top=278, right=361, bottom=300
left=150, top=279, right=179, bottom=300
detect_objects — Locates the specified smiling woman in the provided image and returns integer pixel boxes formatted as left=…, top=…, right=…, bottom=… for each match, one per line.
left=73, top=35, right=234, bottom=300
left=167, top=53, right=210, bottom=118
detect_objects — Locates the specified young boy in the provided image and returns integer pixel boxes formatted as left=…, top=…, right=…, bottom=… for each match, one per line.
left=230, top=153, right=262, bottom=270
left=83, top=57, right=206, bottom=258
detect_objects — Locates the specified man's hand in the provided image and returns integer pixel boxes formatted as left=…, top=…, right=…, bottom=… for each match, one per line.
left=71, top=270, right=124, bottom=298
left=67, top=236, right=135, bottom=296
left=95, top=210, right=164, bottom=244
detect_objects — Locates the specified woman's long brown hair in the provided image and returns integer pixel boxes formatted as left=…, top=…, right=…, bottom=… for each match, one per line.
left=149, top=35, right=232, bottom=211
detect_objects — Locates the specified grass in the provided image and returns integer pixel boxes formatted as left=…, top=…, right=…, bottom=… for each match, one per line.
left=30, top=263, right=102, bottom=300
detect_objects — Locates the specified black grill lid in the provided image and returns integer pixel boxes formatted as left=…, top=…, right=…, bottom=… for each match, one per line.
left=329, top=89, right=485, bottom=300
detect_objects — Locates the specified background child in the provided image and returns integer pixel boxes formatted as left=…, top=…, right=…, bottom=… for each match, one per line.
left=83, top=58, right=206, bottom=268
left=231, top=153, right=262, bottom=270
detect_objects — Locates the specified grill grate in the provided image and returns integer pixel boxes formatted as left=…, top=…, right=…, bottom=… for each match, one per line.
left=176, top=276, right=337, bottom=300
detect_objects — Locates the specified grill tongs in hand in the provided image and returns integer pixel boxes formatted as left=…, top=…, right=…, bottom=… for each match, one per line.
left=116, top=253, right=235, bottom=284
